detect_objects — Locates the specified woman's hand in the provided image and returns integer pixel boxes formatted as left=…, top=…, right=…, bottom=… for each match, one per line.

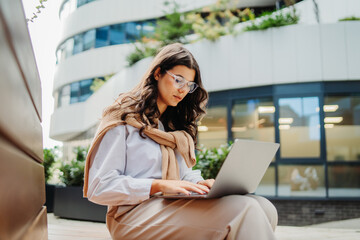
left=197, top=179, right=215, bottom=189
left=150, top=179, right=210, bottom=196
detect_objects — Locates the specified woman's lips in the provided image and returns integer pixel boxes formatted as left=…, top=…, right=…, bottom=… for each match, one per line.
left=174, top=95, right=182, bottom=101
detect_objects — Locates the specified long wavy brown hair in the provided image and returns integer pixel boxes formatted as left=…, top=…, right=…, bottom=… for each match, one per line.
left=102, top=43, right=208, bottom=145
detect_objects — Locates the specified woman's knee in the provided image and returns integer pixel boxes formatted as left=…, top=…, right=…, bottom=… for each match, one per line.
left=246, top=195, right=278, bottom=231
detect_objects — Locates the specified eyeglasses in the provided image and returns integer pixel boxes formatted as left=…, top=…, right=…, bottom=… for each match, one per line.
left=166, top=71, right=199, bottom=93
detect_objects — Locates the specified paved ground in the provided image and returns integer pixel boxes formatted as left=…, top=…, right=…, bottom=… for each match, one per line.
left=47, top=213, right=360, bottom=240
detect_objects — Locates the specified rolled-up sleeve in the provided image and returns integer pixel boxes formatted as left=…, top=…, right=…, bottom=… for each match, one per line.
left=182, top=168, right=204, bottom=184
left=177, top=151, right=204, bottom=184
left=87, top=125, right=154, bottom=206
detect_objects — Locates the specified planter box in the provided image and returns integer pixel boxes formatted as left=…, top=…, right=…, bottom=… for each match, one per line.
left=45, top=184, right=56, bottom=213
left=54, top=186, right=107, bottom=222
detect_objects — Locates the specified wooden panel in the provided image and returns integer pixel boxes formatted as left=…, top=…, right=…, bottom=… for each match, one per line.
left=0, top=0, right=42, bottom=120
left=23, top=207, right=48, bottom=240
left=0, top=11, right=43, bottom=162
left=0, top=137, right=46, bottom=240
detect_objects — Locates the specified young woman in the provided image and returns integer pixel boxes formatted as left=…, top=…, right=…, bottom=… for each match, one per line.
left=83, top=43, right=278, bottom=239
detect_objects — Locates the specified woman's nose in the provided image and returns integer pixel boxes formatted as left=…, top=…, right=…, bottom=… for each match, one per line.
left=178, top=87, right=186, bottom=94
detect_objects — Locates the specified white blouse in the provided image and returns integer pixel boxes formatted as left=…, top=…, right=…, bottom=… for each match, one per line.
left=87, top=122, right=204, bottom=206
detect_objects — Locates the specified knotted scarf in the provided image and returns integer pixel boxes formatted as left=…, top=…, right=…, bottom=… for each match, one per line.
left=83, top=106, right=197, bottom=197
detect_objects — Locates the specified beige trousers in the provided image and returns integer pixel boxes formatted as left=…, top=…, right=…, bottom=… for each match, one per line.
left=106, top=195, right=277, bottom=240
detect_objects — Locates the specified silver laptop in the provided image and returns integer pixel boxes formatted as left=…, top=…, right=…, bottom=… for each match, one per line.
left=157, top=139, right=279, bottom=199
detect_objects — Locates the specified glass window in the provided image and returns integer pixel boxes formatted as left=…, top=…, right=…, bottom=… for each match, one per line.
left=70, top=82, right=80, bottom=104
left=83, top=29, right=96, bottom=51
left=232, top=98, right=275, bottom=143
left=79, top=79, right=93, bottom=102
left=325, top=96, right=360, bottom=161
left=141, top=21, right=156, bottom=37
left=279, top=97, right=320, bottom=158
left=110, top=24, right=125, bottom=45
left=125, top=22, right=141, bottom=42
left=64, top=38, right=74, bottom=59
left=73, top=34, right=83, bottom=55
left=95, top=26, right=110, bottom=48
left=278, top=164, right=325, bottom=197
left=198, top=105, right=227, bottom=148
left=255, top=166, right=275, bottom=196
left=56, top=44, right=65, bottom=64
left=59, top=85, right=70, bottom=108
left=77, top=0, right=87, bottom=7
left=328, top=165, right=360, bottom=197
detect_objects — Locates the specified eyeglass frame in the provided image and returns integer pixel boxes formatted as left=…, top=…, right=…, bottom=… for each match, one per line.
left=165, top=70, right=199, bottom=93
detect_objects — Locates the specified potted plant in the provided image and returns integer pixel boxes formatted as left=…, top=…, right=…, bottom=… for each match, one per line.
left=43, top=147, right=58, bottom=213
left=53, top=146, right=107, bottom=222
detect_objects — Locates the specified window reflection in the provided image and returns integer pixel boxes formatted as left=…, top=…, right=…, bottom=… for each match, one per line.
left=325, top=96, right=360, bottom=161
left=110, top=24, right=125, bottom=45
left=57, top=79, right=95, bottom=108
left=73, top=35, right=83, bottom=54
left=70, top=82, right=80, bottom=104
left=95, top=26, right=110, bottom=48
left=83, top=30, right=96, bottom=51
left=198, top=106, right=227, bottom=148
left=65, top=39, right=74, bottom=59
left=255, top=166, right=275, bottom=196
left=279, top=97, right=320, bottom=158
left=125, top=22, right=140, bottom=42
left=56, top=20, right=156, bottom=64
left=232, top=98, right=275, bottom=143
left=328, top=165, right=360, bottom=197
left=278, top=165, right=325, bottom=197
left=79, top=79, right=93, bottom=102
left=59, top=85, right=70, bottom=108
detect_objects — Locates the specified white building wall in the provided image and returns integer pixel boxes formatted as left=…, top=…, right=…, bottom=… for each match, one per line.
left=50, top=21, right=360, bottom=141
left=296, top=0, right=360, bottom=24
left=59, top=0, right=217, bottom=44
left=53, top=44, right=133, bottom=91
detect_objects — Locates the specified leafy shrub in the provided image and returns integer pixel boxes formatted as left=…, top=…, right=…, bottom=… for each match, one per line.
left=126, top=42, right=158, bottom=67
left=339, top=16, right=360, bottom=21
left=154, top=1, right=193, bottom=45
left=244, top=9, right=299, bottom=32
left=43, top=147, right=59, bottom=183
left=194, top=142, right=233, bottom=179
left=90, top=74, right=115, bottom=92
left=126, top=0, right=249, bottom=65
left=59, top=146, right=89, bottom=186
left=126, top=1, right=191, bottom=67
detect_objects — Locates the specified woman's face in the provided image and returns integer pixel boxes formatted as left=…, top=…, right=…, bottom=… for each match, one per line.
left=155, top=65, right=196, bottom=115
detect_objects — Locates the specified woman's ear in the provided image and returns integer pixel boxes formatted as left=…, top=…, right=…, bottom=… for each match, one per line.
left=154, top=67, right=161, bottom=81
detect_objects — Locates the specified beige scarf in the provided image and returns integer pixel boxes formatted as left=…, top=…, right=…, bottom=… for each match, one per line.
left=83, top=109, right=197, bottom=197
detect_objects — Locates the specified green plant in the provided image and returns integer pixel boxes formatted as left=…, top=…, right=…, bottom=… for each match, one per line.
left=43, top=147, right=59, bottom=183
left=126, top=41, right=158, bottom=67
left=126, top=0, right=191, bottom=66
left=90, top=74, right=115, bottom=92
left=244, top=9, right=299, bottom=31
left=186, top=0, right=244, bottom=41
left=26, top=0, right=48, bottom=23
left=126, top=0, right=255, bottom=65
left=339, top=16, right=360, bottom=21
left=154, top=1, right=193, bottom=45
left=194, top=142, right=233, bottom=179
left=59, top=146, right=89, bottom=186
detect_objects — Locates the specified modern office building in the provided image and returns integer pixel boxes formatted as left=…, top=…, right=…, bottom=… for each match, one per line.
left=50, top=0, right=360, bottom=225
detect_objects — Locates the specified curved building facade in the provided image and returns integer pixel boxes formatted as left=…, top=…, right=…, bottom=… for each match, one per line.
left=50, top=0, right=360, bottom=202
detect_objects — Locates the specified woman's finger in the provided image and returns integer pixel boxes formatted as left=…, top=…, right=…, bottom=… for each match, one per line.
left=183, top=182, right=209, bottom=194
